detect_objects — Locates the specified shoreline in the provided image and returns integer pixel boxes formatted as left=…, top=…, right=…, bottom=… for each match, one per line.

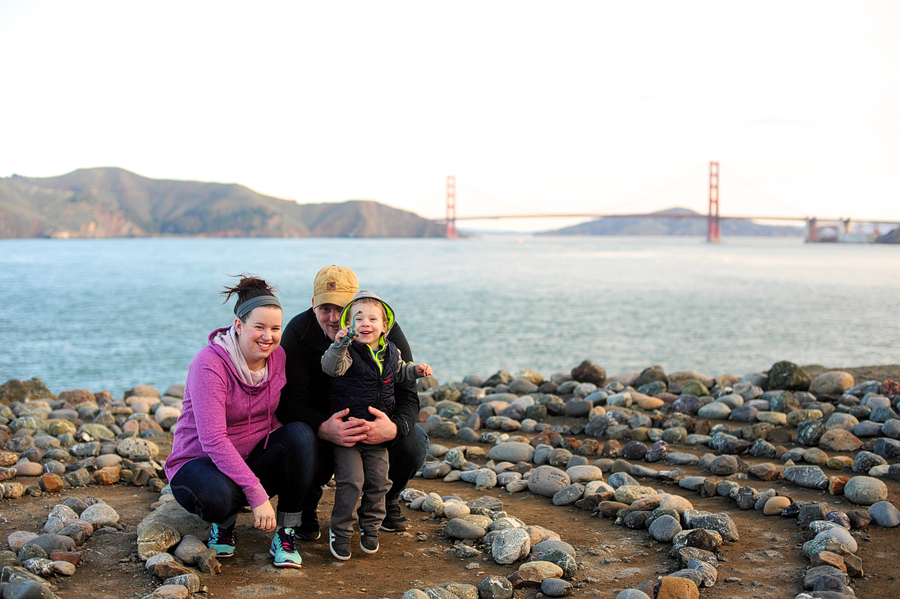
left=3, top=363, right=899, bottom=400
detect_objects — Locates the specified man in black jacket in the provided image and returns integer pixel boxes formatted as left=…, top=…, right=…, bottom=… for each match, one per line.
left=275, top=265, right=428, bottom=541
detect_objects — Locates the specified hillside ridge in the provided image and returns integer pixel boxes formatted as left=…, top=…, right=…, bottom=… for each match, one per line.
left=0, top=168, right=445, bottom=239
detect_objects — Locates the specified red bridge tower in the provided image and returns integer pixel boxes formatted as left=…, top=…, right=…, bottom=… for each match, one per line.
left=708, top=161, right=721, bottom=243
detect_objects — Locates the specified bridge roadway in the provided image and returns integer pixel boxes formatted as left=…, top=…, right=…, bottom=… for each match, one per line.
left=446, top=212, right=900, bottom=225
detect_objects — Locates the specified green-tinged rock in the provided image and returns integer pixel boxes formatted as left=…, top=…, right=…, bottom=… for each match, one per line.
left=767, top=361, right=811, bottom=391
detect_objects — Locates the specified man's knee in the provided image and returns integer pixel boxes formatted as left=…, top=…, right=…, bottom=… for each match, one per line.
left=277, top=421, right=317, bottom=456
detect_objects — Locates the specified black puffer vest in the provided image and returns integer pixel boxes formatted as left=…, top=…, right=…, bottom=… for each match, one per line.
left=328, top=340, right=399, bottom=421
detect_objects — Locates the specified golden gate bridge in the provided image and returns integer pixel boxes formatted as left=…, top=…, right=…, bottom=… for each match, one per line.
left=438, top=162, right=900, bottom=242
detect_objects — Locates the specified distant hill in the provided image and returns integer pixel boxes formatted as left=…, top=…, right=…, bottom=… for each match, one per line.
left=0, top=168, right=445, bottom=239
left=537, top=207, right=803, bottom=237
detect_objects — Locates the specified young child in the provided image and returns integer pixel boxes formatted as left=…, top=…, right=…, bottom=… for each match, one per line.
left=320, top=290, right=432, bottom=561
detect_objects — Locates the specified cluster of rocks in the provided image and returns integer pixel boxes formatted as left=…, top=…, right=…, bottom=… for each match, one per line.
left=134, top=495, right=220, bottom=599
left=0, top=378, right=181, bottom=497
left=2, top=358, right=898, bottom=599
left=410, top=360, right=900, bottom=599
left=397, top=490, right=576, bottom=598
left=1, top=496, right=121, bottom=599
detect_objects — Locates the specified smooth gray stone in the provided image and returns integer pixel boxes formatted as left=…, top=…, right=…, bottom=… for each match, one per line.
left=870, top=406, right=900, bottom=422
left=882, top=419, right=900, bottom=439
left=422, top=462, right=452, bottom=479
left=873, top=438, right=900, bottom=459
left=707, top=455, right=739, bottom=476
left=661, top=427, right=688, bottom=443
left=853, top=420, right=883, bottom=437
left=852, top=451, right=886, bottom=473
left=691, top=513, right=739, bottom=542
left=445, top=518, right=486, bottom=540
left=868, top=501, right=900, bottom=527
left=813, top=527, right=857, bottom=553
left=23, top=534, right=73, bottom=554
left=532, top=540, right=576, bottom=559
left=528, top=466, right=571, bottom=498
left=666, top=452, right=700, bottom=466
left=607, top=472, right=638, bottom=489
left=81, top=502, right=120, bottom=527
left=678, top=476, right=707, bottom=492
left=3, top=578, right=55, bottom=599
left=615, top=591, right=651, bottom=599
left=698, top=401, right=733, bottom=420
left=804, top=565, right=849, bottom=589
left=717, top=480, right=740, bottom=497
left=629, top=464, right=659, bottom=479
left=648, top=514, right=681, bottom=542
left=541, top=578, right=573, bottom=597
left=488, top=442, right=534, bottom=463
left=552, top=484, right=585, bottom=506
left=548, top=448, right=573, bottom=467
left=844, top=476, right=888, bottom=505
left=846, top=381, right=880, bottom=397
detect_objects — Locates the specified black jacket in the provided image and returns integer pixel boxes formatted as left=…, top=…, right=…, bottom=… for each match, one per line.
left=275, top=307, right=417, bottom=445
left=328, top=339, right=399, bottom=421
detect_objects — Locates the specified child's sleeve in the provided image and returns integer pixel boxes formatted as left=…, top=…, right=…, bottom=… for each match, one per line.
left=321, top=344, right=353, bottom=376
left=395, top=360, right=421, bottom=382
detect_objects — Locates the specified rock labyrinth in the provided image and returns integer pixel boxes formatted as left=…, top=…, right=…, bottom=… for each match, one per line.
left=0, top=360, right=897, bottom=598
left=409, top=360, right=900, bottom=599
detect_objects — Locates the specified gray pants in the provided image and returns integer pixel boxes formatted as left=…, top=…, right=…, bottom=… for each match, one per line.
left=330, top=444, right=392, bottom=538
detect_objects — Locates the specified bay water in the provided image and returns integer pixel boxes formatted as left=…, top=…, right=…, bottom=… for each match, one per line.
left=2, top=236, right=899, bottom=396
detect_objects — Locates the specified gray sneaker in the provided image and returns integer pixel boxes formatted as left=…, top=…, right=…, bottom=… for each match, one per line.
left=328, top=528, right=351, bottom=561
left=360, top=532, right=379, bottom=554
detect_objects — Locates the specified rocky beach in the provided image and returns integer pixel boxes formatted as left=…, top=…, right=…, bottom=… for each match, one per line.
left=0, top=360, right=898, bottom=599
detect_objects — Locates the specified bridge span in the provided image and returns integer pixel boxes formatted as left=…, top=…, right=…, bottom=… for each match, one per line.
left=439, top=165, right=900, bottom=242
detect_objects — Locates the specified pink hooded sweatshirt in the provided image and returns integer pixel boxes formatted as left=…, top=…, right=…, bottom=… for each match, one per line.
left=164, top=327, right=286, bottom=509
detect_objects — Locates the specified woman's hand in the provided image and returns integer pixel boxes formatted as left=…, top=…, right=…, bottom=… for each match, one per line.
left=252, top=500, right=277, bottom=532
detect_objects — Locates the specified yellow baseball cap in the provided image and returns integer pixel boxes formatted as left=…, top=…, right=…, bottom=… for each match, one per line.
left=312, top=265, right=359, bottom=308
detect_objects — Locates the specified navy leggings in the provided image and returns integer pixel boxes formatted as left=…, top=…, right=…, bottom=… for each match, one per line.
left=170, top=421, right=317, bottom=526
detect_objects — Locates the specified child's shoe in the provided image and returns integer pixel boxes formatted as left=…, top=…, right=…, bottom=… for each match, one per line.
left=270, top=527, right=303, bottom=568
left=329, top=528, right=351, bottom=561
left=207, top=523, right=236, bottom=557
left=360, top=531, right=379, bottom=554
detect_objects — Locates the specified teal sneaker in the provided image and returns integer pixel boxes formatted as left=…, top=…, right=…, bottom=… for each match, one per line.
left=207, top=523, right=236, bottom=558
left=270, top=527, right=303, bottom=568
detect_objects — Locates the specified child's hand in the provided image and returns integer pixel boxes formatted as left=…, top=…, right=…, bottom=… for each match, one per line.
left=416, top=363, right=433, bottom=377
left=334, top=326, right=351, bottom=347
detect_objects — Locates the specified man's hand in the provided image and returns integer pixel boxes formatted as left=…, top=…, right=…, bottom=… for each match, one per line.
left=317, top=409, right=368, bottom=447
left=252, top=500, right=277, bottom=532
left=415, top=363, right=433, bottom=377
left=361, top=406, right=398, bottom=444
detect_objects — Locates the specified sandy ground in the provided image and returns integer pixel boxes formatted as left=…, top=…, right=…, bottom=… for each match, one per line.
left=1, top=364, right=898, bottom=599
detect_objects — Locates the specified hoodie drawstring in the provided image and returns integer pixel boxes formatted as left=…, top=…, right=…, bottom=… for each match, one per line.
left=263, top=385, right=272, bottom=449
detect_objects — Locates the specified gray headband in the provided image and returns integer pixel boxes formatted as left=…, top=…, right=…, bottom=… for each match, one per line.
left=235, top=294, right=281, bottom=319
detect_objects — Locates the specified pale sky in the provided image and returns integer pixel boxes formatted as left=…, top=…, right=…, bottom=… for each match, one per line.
left=2, top=1, right=899, bottom=231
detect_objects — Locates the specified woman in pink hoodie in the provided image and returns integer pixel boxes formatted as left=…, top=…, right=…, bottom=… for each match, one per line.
left=165, top=276, right=316, bottom=569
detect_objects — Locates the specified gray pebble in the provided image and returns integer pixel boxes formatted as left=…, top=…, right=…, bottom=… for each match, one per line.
left=868, top=501, right=900, bottom=527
